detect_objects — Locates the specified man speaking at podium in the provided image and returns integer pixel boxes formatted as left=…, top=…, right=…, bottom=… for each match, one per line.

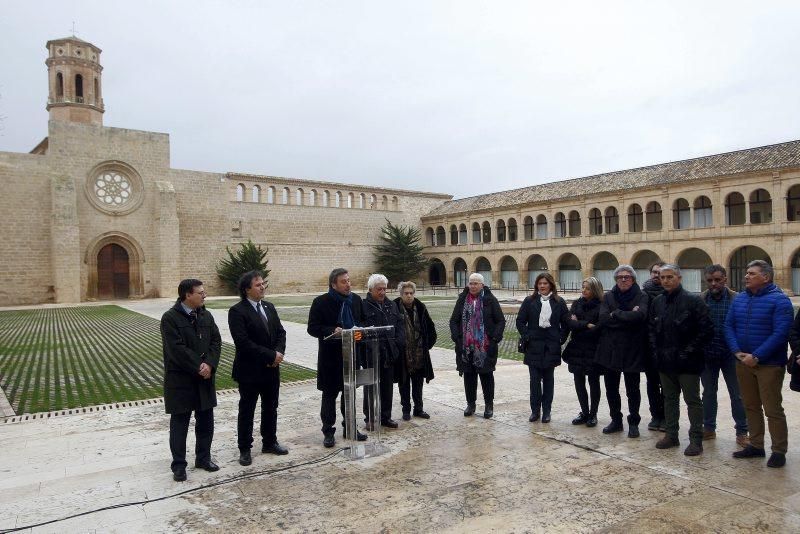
left=308, top=268, right=368, bottom=448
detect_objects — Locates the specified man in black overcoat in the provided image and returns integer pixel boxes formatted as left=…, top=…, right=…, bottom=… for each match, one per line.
left=229, top=270, right=288, bottom=466
left=307, top=268, right=368, bottom=448
left=161, top=278, right=222, bottom=482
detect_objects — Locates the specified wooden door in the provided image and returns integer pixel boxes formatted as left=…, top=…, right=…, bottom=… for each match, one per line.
left=97, top=244, right=129, bottom=299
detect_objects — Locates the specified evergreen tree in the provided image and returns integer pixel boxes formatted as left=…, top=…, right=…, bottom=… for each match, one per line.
left=373, top=219, right=429, bottom=284
left=216, top=240, right=270, bottom=293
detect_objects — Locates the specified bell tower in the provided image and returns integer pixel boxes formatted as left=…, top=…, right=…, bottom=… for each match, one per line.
left=45, top=36, right=104, bottom=125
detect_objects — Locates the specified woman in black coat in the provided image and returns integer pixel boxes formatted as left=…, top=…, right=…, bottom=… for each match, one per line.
left=449, top=273, right=506, bottom=419
left=516, top=272, right=570, bottom=423
left=595, top=264, right=649, bottom=438
left=562, top=277, right=604, bottom=427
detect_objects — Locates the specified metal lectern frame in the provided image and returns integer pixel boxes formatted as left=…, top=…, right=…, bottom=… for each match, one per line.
left=328, top=325, right=394, bottom=459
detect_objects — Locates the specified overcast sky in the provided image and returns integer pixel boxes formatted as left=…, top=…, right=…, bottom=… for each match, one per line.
left=2, top=1, right=799, bottom=198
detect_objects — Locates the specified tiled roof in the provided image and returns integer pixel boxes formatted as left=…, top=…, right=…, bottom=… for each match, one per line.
left=423, top=140, right=800, bottom=218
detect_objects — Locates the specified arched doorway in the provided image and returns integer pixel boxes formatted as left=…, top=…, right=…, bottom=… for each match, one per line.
left=475, top=257, right=492, bottom=287
left=428, top=258, right=446, bottom=286
left=499, top=256, right=519, bottom=289
left=676, top=247, right=713, bottom=293
left=526, top=254, right=548, bottom=288
left=453, top=258, right=468, bottom=288
left=729, top=246, right=772, bottom=292
left=592, top=252, right=619, bottom=291
left=557, top=253, right=582, bottom=292
left=97, top=243, right=130, bottom=299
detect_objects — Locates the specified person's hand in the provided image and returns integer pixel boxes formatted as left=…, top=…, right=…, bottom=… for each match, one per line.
left=198, top=362, right=212, bottom=379
left=632, top=306, right=640, bottom=312
left=570, top=314, right=578, bottom=321
left=334, top=327, right=343, bottom=335
left=587, top=323, right=595, bottom=329
left=272, top=352, right=284, bottom=367
left=742, top=354, right=758, bottom=368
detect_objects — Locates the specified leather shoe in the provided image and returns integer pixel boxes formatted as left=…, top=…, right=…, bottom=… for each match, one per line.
left=402, top=412, right=411, bottom=421
left=323, top=435, right=336, bottom=448
left=262, top=442, right=289, bottom=455
left=239, top=450, right=252, bottom=466
left=194, top=460, right=220, bottom=472
left=733, top=445, right=766, bottom=459
left=586, top=415, right=598, bottom=427
left=173, top=467, right=187, bottom=482
left=602, top=420, right=624, bottom=434
left=381, top=419, right=399, bottom=429
left=767, top=452, right=786, bottom=468
left=541, top=414, right=551, bottom=424
left=413, top=410, right=430, bottom=419
left=572, top=412, right=588, bottom=425
left=684, top=443, right=703, bottom=456
left=656, top=436, right=680, bottom=449
left=484, top=404, right=494, bottom=419
left=529, top=413, right=540, bottom=422
left=464, top=403, right=476, bottom=417
left=628, top=425, right=640, bottom=438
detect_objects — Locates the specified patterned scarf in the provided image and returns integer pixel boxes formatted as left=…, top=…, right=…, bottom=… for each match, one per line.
left=402, top=303, right=425, bottom=372
left=462, top=290, right=489, bottom=368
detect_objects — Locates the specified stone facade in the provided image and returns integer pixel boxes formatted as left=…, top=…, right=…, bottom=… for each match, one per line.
left=0, top=37, right=450, bottom=305
left=422, top=150, right=800, bottom=294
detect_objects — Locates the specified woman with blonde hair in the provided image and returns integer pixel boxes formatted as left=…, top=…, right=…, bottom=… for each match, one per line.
left=516, top=272, right=570, bottom=423
left=562, top=277, right=604, bottom=427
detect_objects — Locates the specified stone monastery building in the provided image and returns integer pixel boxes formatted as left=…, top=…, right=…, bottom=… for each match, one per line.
left=2, top=36, right=800, bottom=305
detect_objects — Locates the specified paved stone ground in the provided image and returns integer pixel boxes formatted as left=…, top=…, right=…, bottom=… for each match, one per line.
left=2, top=299, right=800, bottom=532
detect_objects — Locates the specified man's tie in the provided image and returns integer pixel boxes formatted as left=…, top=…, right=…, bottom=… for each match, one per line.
left=257, top=301, right=270, bottom=333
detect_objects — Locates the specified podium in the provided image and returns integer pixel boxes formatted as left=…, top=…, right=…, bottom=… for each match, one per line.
left=326, top=325, right=394, bottom=459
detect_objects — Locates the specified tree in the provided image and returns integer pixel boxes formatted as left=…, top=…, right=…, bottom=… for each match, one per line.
left=373, top=219, right=429, bottom=285
left=216, top=240, right=270, bottom=293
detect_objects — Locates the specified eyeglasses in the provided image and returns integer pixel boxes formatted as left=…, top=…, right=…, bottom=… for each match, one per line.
left=615, top=275, right=633, bottom=281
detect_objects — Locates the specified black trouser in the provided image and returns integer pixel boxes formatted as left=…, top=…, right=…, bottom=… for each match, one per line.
left=399, top=373, right=425, bottom=414
left=237, top=375, right=280, bottom=451
left=364, top=364, right=394, bottom=423
left=574, top=371, right=602, bottom=417
left=464, top=371, right=494, bottom=404
left=604, top=371, right=641, bottom=425
left=320, top=389, right=348, bottom=437
left=645, top=367, right=665, bottom=420
left=169, top=408, right=213, bottom=472
left=528, top=365, right=555, bottom=416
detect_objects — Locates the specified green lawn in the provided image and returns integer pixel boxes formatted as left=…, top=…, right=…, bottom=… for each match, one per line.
left=274, top=301, right=524, bottom=362
left=0, top=306, right=315, bottom=414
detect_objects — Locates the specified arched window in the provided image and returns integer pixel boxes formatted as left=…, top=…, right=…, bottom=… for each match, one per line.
left=251, top=185, right=260, bottom=203
left=507, top=218, right=518, bottom=241
left=370, top=194, right=377, bottom=209
left=536, top=214, right=548, bottom=238
left=308, top=189, right=316, bottom=206
left=605, top=207, right=619, bottom=234
left=381, top=195, right=388, bottom=210
left=725, top=192, right=745, bottom=225
left=282, top=187, right=290, bottom=205
left=646, top=201, right=662, bottom=231
left=472, top=222, right=481, bottom=243
left=359, top=193, right=366, bottom=209
left=347, top=192, right=354, bottom=208
left=392, top=196, right=399, bottom=210
left=554, top=212, right=566, bottom=238
left=75, top=74, right=84, bottom=101
left=482, top=221, right=492, bottom=243
left=335, top=191, right=342, bottom=208
left=568, top=210, right=581, bottom=236
left=523, top=216, right=534, bottom=240
left=425, top=227, right=435, bottom=246
left=296, top=188, right=304, bottom=206
left=235, top=183, right=244, bottom=202
left=589, top=208, right=602, bottom=235
left=628, top=204, right=643, bottom=232
left=673, top=198, right=690, bottom=229
left=749, top=189, right=772, bottom=224
left=458, top=224, right=467, bottom=244
left=788, top=185, right=800, bottom=221
left=693, top=196, right=712, bottom=228
left=94, top=77, right=99, bottom=103
left=323, top=191, right=330, bottom=206
left=450, top=225, right=458, bottom=245
left=56, top=72, right=64, bottom=97
left=435, top=226, right=446, bottom=247
left=496, top=220, right=506, bottom=242
left=267, top=186, right=275, bottom=204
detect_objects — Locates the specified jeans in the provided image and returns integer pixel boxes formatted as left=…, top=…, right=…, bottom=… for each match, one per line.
left=701, top=358, right=748, bottom=435
left=528, top=365, right=555, bottom=416
left=660, top=372, right=703, bottom=444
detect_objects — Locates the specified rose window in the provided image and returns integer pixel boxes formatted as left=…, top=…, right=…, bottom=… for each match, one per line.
left=94, top=172, right=131, bottom=206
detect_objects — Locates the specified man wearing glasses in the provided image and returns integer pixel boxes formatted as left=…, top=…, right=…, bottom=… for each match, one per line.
left=161, top=279, right=222, bottom=482
left=724, top=260, right=793, bottom=468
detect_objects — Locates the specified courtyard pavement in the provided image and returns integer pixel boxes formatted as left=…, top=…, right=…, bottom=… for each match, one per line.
left=1, top=300, right=800, bottom=532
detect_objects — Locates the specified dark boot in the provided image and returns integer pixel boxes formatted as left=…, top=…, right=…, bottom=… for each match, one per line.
left=483, top=402, right=494, bottom=419
left=586, top=413, right=598, bottom=427
left=572, top=412, right=588, bottom=425
left=464, top=403, right=476, bottom=417
left=602, top=419, right=624, bottom=434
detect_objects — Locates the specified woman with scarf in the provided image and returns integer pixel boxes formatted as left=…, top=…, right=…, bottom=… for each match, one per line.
left=449, top=273, right=506, bottom=419
left=595, top=264, right=650, bottom=438
left=516, top=272, right=570, bottom=423
left=562, top=277, right=604, bottom=428
left=394, top=281, right=436, bottom=420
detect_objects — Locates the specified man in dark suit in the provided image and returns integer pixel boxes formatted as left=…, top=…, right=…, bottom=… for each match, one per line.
left=307, top=267, right=368, bottom=448
left=229, top=270, right=288, bottom=466
left=161, top=278, right=222, bottom=482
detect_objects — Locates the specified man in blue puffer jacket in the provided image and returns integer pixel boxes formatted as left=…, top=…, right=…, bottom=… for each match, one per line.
left=723, top=260, right=793, bottom=468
